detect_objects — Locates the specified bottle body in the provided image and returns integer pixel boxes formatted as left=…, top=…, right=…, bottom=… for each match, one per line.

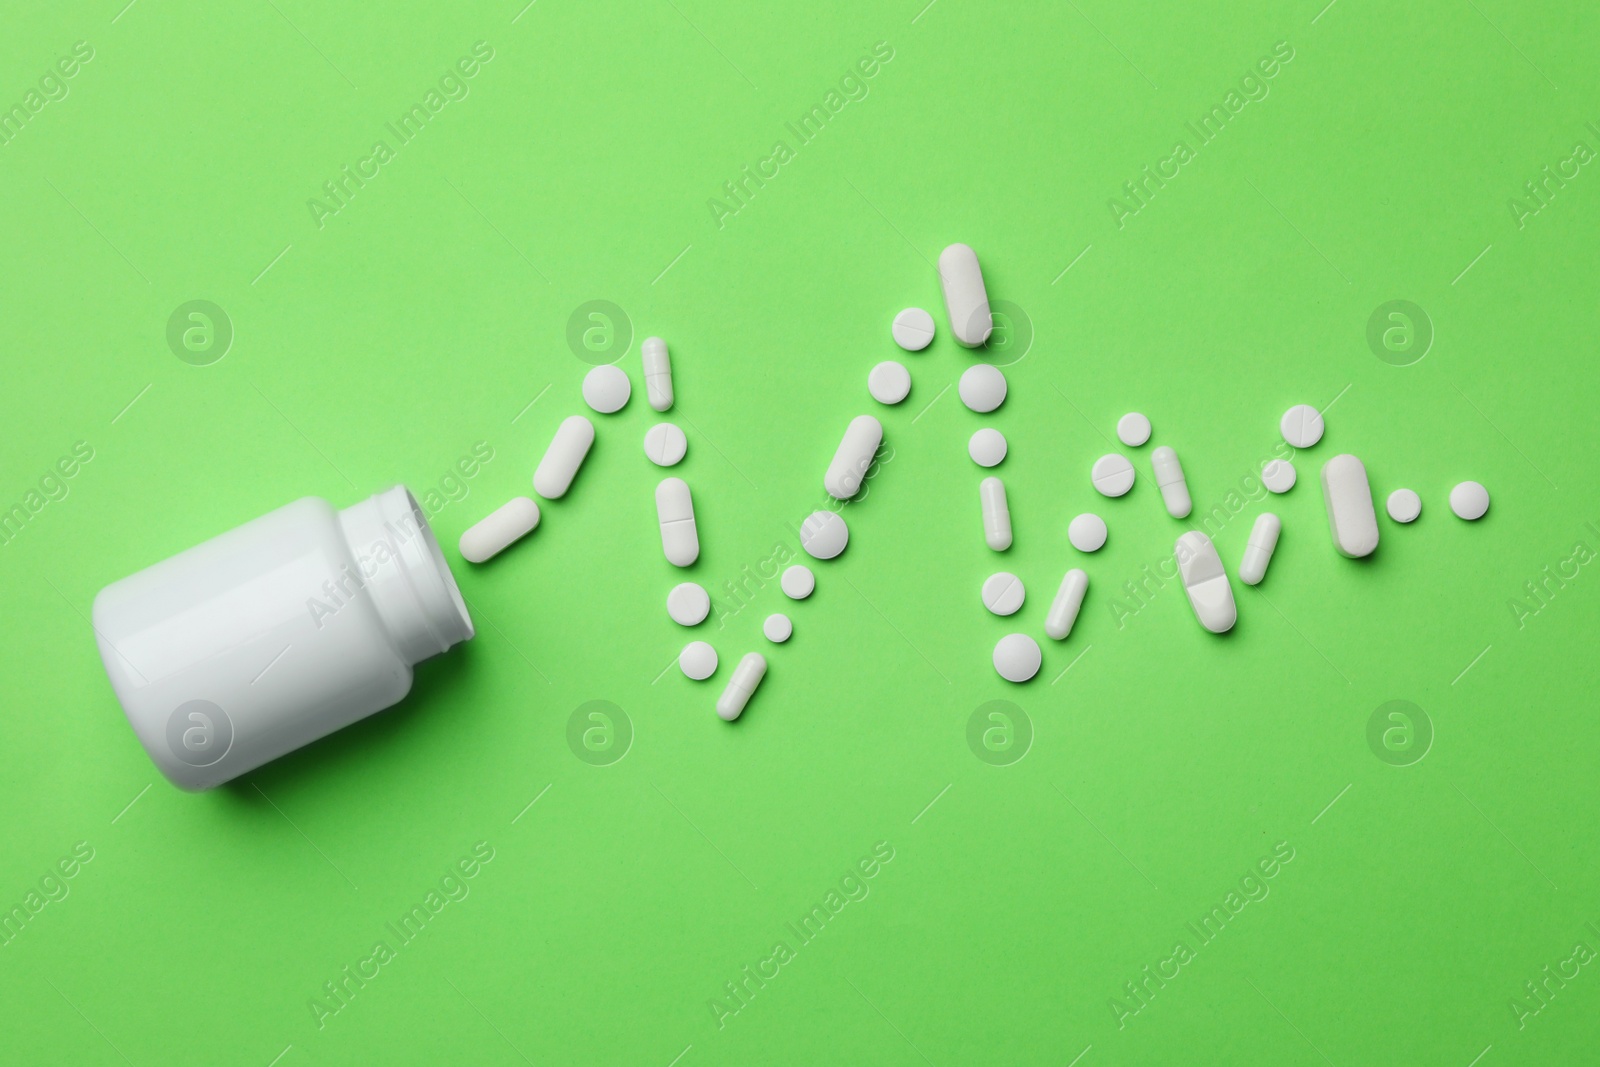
left=93, top=486, right=473, bottom=791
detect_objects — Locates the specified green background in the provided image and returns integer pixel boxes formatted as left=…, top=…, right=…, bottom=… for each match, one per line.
left=4, top=0, right=1599, bottom=1063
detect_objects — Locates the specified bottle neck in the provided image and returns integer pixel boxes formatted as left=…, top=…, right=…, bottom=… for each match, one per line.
left=337, top=486, right=474, bottom=665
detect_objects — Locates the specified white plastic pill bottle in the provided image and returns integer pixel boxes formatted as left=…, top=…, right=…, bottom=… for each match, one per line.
left=93, top=485, right=474, bottom=791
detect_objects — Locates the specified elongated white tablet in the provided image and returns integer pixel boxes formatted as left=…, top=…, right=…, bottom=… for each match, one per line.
left=938, top=243, right=992, bottom=347
left=716, top=652, right=767, bottom=720
left=1176, top=531, right=1236, bottom=633
left=969, top=427, right=1007, bottom=467
left=1320, top=454, right=1379, bottom=558
left=762, top=613, right=792, bottom=643
left=656, top=477, right=700, bottom=566
left=1068, top=513, right=1107, bottom=553
left=1151, top=446, right=1192, bottom=518
left=1239, top=513, right=1281, bottom=586
left=993, top=633, right=1041, bottom=683
left=868, top=361, right=911, bottom=405
left=667, top=582, right=710, bottom=626
left=981, top=572, right=1025, bottom=616
left=641, top=336, right=674, bottom=412
left=1045, top=569, right=1088, bottom=640
left=800, top=511, right=849, bottom=560
left=1092, top=454, right=1135, bottom=497
left=1281, top=404, right=1325, bottom=448
left=980, top=477, right=1012, bottom=551
left=680, top=641, right=718, bottom=680
left=825, top=415, right=883, bottom=500
left=780, top=564, right=815, bottom=599
left=1117, top=412, right=1151, bottom=447
left=583, top=365, right=631, bottom=414
left=643, top=422, right=688, bottom=467
left=533, top=415, right=595, bottom=499
left=958, top=364, right=1007, bottom=413
left=459, top=497, right=540, bottom=563
left=1387, top=488, right=1421, bottom=523
left=1261, top=459, right=1296, bottom=494
left=892, top=307, right=935, bottom=351
left=1450, top=481, right=1490, bottom=520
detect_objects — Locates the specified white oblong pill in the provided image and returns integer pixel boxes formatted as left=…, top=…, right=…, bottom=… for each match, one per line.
left=800, top=511, right=849, bottom=560
left=763, top=613, right=792, bottom=643
left=656, top=477, right=700, bottom=566
left=1176, top=531, right=1236, bottom=633
left=981, top=572, right=1025, bottom=616
left=993, top=633, right=1041, bottom=683
left=716, top=652, right=767, bottom=720
left=1151, top=445, right=1192, bottom=518
left=641, top=336, right=674, bottom=412
left=958, top=364, right=1007, bottom=413
left=868, top=361, right=911, bottom=405
left=1045, top=569, right=1088, bottom=640
left=1091, top=454, right=1135, bottom=497
left=680, top=640, right=718, bottom=680
left=780, top=564, right=815, bottom=599
left=939, top=243, right=993, bottom=347
left=969, top=427, right=1007, bottom=467
left=1320, top=454, right=1379, bottom=558
left=1117, top=412, right=1151, bottom=447
left=667, top=582, right=710, bottom=626
left=1387, top=488, right=1421, bottom=523
left=1261, top=459, right=1296, bottom=494
left=459, top=497, right=540, bottom=563
left=1239, top=513, right=1281, bottom=586
left=582, top=365, right=631, bottom=414
left=643, top=422, right=688, bottom=467
left=825, top=415, right=884, bottom=500
left=1068, top=513, right=1107, bottom=553
left=892, top=307, right=935, bottom=351
left=1281, top=404, right=1325, bottom=448
left=980, top=476, right=1012, bottom=551
left=1450, top=481, right=1490, bottom=521
left=533, top=415, right=595, bottom=499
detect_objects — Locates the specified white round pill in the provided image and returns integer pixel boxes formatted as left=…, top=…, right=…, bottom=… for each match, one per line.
left=1117, top=412, right=1151, bottom=447
left=968, top=428, right=1007, bottom=467
left=958, top=364, right=1007, bottom=413
left=667, top=582, right=710, bottom=626
left=1450, top=481, right=1490, bottom=520
left=780, top=564, right=815, bottom=600
left=993, top=633, right=1041, bottom=684
left=1387, top=488, right=1421, bottom=523
left=680, top=641, right=718, bottom=680
left=799, top=511, right=849, bottom=560
left=1068, top=513, right=1108, bottom=553
left=1091, top=454, right=1135, bottom=497
left=891, top=307, right=935, bottom=351
left=868, top=361, right=911, bottom=405
left=1261, top=459, right=1296, bottom=494
left=763, top=613, right=793, bottom=643
left=643, top=422, right=688, bottom=467
left=981, top=572, right=1026, bottom=616
left=582, top=364, right=631, bottom=414
left=1280, top=404, right=1325, bottom=448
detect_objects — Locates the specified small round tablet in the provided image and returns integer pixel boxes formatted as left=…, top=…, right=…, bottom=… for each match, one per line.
left=1091, top=454, right=1135, bottom=497
left=981, top=572, right=1026, bottom=616
left=1068, top=513, right=1108, bottom=553
left=762, top=613, right=793, bottom=643
left=993, top=633, right=1041, bottom=684
left=1280, top=404, right=1325, bottom=448
left=667, top=582, right=710, bottom=626
left=1117, top=412, right=1151, bottom=447
left=583, top=364, right=631, bottom=414
left=868, top=361, right=911, bottom=405
left=1387, top=488, right=1421, bottom=523
left=780, top=564, right=815, bottom=600
left=891, top=307, right=935, bottom=351
left=969, top=428, right=1008, bottom=467
left=799, top=511, right=849, bottom=560
left=680, top=641, right=718, bottom=680
left=1450, top=481, right=1490, bottom=521
left=958, top=364, right=1007, bottom=413
left=643, top=422, right=688, bottom=467
left=1261, top=459, right=1296, bottom=494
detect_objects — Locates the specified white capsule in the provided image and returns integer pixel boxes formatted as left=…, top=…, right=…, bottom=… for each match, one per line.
left=716, top=652, right=767, bottom=721
left=1239, top=513, right=1281, bottom=586
left=1045, top=569, right=1088, bottom=640
left=938, top=243, right=993, bottom=347
left=533, top=415, right=595, bottom=499
left=1320, top=454, right=1379, bottom=558
left=1176, top=531, right=1236, bottom=634
left=825, top=415, right=884, bottom=500
left=655, top=477, right=699, bottom=567
left=642, top=336, right=674, bottom=412
left=1151, top=445, right=1192, bottom=518
left=980, top=476, right=1012, bottom=551
left=458, top=497, right=540, bottom=563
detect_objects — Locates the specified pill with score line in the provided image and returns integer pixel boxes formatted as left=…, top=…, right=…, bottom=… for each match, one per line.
left=656, top=477, right=700, bottom=566
left=825, top=415, right=883, bottom=500
left=938, top=243, right=993, bottom=347
left=1176, top=531, right=1236, bottom=633
left=533, top=415, right=595, bottom=499
left=458, top=497, right=540, bottom=563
